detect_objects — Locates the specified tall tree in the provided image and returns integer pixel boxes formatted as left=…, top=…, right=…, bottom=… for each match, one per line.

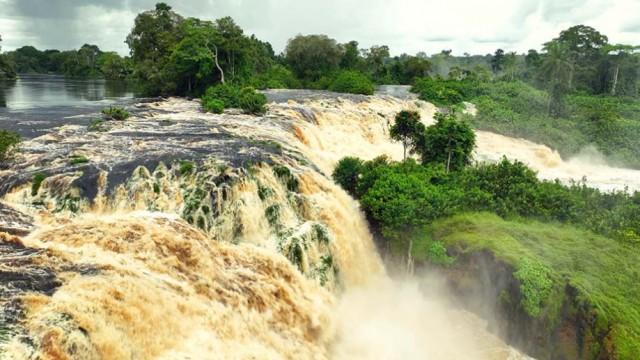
left=390, top=110, right=426, bottom=160
left=126, top=3, right=185, bottom=95
left=549, top=25, right=608, bottom=92
left=540, top=41, right=573, bottom=116
left=340, top=40, right=361, bottom=70
left=415, top=113, right=475, bottom=172
left=491, top=49, right=506, bottom=73
left=285, top=34, right=342, bottom=81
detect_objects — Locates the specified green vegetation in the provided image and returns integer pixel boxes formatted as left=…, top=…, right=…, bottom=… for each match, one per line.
left=69, top=155, right=89, bottom=165
left=179, top=160, right=195, bottom=176
left=272, top=165, right=299, bottom=192
left=3, top=44, right=131, bottom=79
left=469, top=81, right=640, bottom=168
left=202, top=98, right=224, bottom=114
left=390, top=110, right=425, bottom=160
left=201, top=84, right=267, bottom=114
left=416, top=113, right=475, bottom=171
left=425, top=213, right=640, bottom=357
left=31, top=173, right=47, bottom=196
left=101, top=106, right=130, bottom=121
left=0, top=130, right=20, bottom=164
left=87, top=119, right=106, bottom=132
left=329, top=71, right=374, bottom=95
left=237, top=87, right=267, bottom=114
left=0, top=35, right=16, bottom=80
left=332, top=157, right=363, bottom=196
left=339, top=155, right=640, bottom=245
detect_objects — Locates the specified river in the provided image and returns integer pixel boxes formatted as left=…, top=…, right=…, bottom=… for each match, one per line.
left=0, top=74, right=135, bottom=138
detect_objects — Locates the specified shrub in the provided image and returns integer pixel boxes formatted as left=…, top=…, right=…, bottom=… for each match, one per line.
left=202, top=84, right=266, bottom=115
left=102, top=106, right=130, bottom=120
left=332, top=157, right=363, bottom=196
left=411, top=78, right=465, bottom=106
left=203, top=83, right=241, bottom=108
left=329, top=71, right=374, bottom=95
left=0, top=130, right=20, bottom=163
left=203, top=98, right=224, bottom=114
left=238, top=87, right=267, bottom=115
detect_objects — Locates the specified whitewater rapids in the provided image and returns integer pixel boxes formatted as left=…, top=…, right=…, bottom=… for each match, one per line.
left=3, top=91, right=637, bottom=359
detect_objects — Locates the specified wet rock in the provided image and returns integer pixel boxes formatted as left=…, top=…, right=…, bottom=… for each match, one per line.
left=0, top=240, right=61, bottom=298
left=0, top=203, right=34, bottom=236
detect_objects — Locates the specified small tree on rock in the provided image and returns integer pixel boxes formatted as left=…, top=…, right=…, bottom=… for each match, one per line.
left=390, top=110, right=425, bottom=160
left=415, top=113, right=475, bottom=172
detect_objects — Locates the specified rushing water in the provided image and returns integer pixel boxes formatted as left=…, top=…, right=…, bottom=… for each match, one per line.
left=0, top=74, right=135, bottom=138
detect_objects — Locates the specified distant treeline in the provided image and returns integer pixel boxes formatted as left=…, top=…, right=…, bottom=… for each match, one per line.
left=0, top=2, right=638, bottom=100
left=0, top=43, right=131, bottom=80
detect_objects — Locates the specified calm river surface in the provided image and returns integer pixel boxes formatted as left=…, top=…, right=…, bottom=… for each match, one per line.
left=0, top=74, right=136, bottom=138
left=0, top=76, right=410, bottom=139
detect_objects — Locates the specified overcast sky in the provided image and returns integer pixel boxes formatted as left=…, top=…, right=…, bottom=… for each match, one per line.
left=0, top=0, right=638, bottom=56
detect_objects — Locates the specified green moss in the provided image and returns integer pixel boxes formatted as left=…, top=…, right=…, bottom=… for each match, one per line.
left=179, top=161, right=195, bottom=176
left=257, top=183, right=273, bottom=201
left=425, top=212, right=640, bottom=357
left=87, top=118, right=106, bottom=132
left=312, top=224, right=330, bottom=244
left=265, top=204, right=280, bottom=228
left=514, top=258, right=554, bottom=317
left=272, top=165, right=299, bottom=192
left=101, top=106, right=130, bottom=120
left=153, top=183, right=161, bottom=194
left=69, top=155, right=89, bottom=165
left=31, top=172, right=47, bottom=196
left=286, top=237, right=305, bottom=271
left=0, top=129, right=20, bottom=163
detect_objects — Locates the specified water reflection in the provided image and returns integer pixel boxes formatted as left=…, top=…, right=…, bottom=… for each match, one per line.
left=0, top=78, right=16, bottom=108
left=1, top=74, right=135, bottom=109
left=0, top=74, right=135, bottom=138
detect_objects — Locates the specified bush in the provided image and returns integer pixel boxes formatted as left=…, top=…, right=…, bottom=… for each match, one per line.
left=203, top=98, right=224, bottom=114
left=102, top=106, right=130, bottom=120
left=335, top=155, right=640, bottom=245
left=203, top=83, right=241, bottom=108
left=329, top=71, right=374, bottom=95
left=238, top=87, right=267, bottom=115
left=411, top=78, right=465, bottom=106
left=202, top=84, right=266, bottom=115
left=0, top=130, right=20, bottom=163
left=332, top=157, right=364, bottom=196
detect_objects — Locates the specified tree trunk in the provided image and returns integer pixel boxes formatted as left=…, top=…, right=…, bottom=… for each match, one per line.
left=611, top=65, right=619, bottom=96
left=403, top=141, right=407, bottom=160
left=213, top=46, right=225, bottom=84
left=446, top=150, right=452, bottom=173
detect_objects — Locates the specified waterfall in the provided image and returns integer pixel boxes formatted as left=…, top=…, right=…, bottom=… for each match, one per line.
left=8, top=92, right=631, bottom=359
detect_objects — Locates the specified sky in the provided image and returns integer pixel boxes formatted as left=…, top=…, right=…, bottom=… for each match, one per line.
left=0, top=0, right=639, bottom=56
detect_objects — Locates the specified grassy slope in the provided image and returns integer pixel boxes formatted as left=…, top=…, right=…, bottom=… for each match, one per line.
left=418, top=213, right=640, bottom=357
